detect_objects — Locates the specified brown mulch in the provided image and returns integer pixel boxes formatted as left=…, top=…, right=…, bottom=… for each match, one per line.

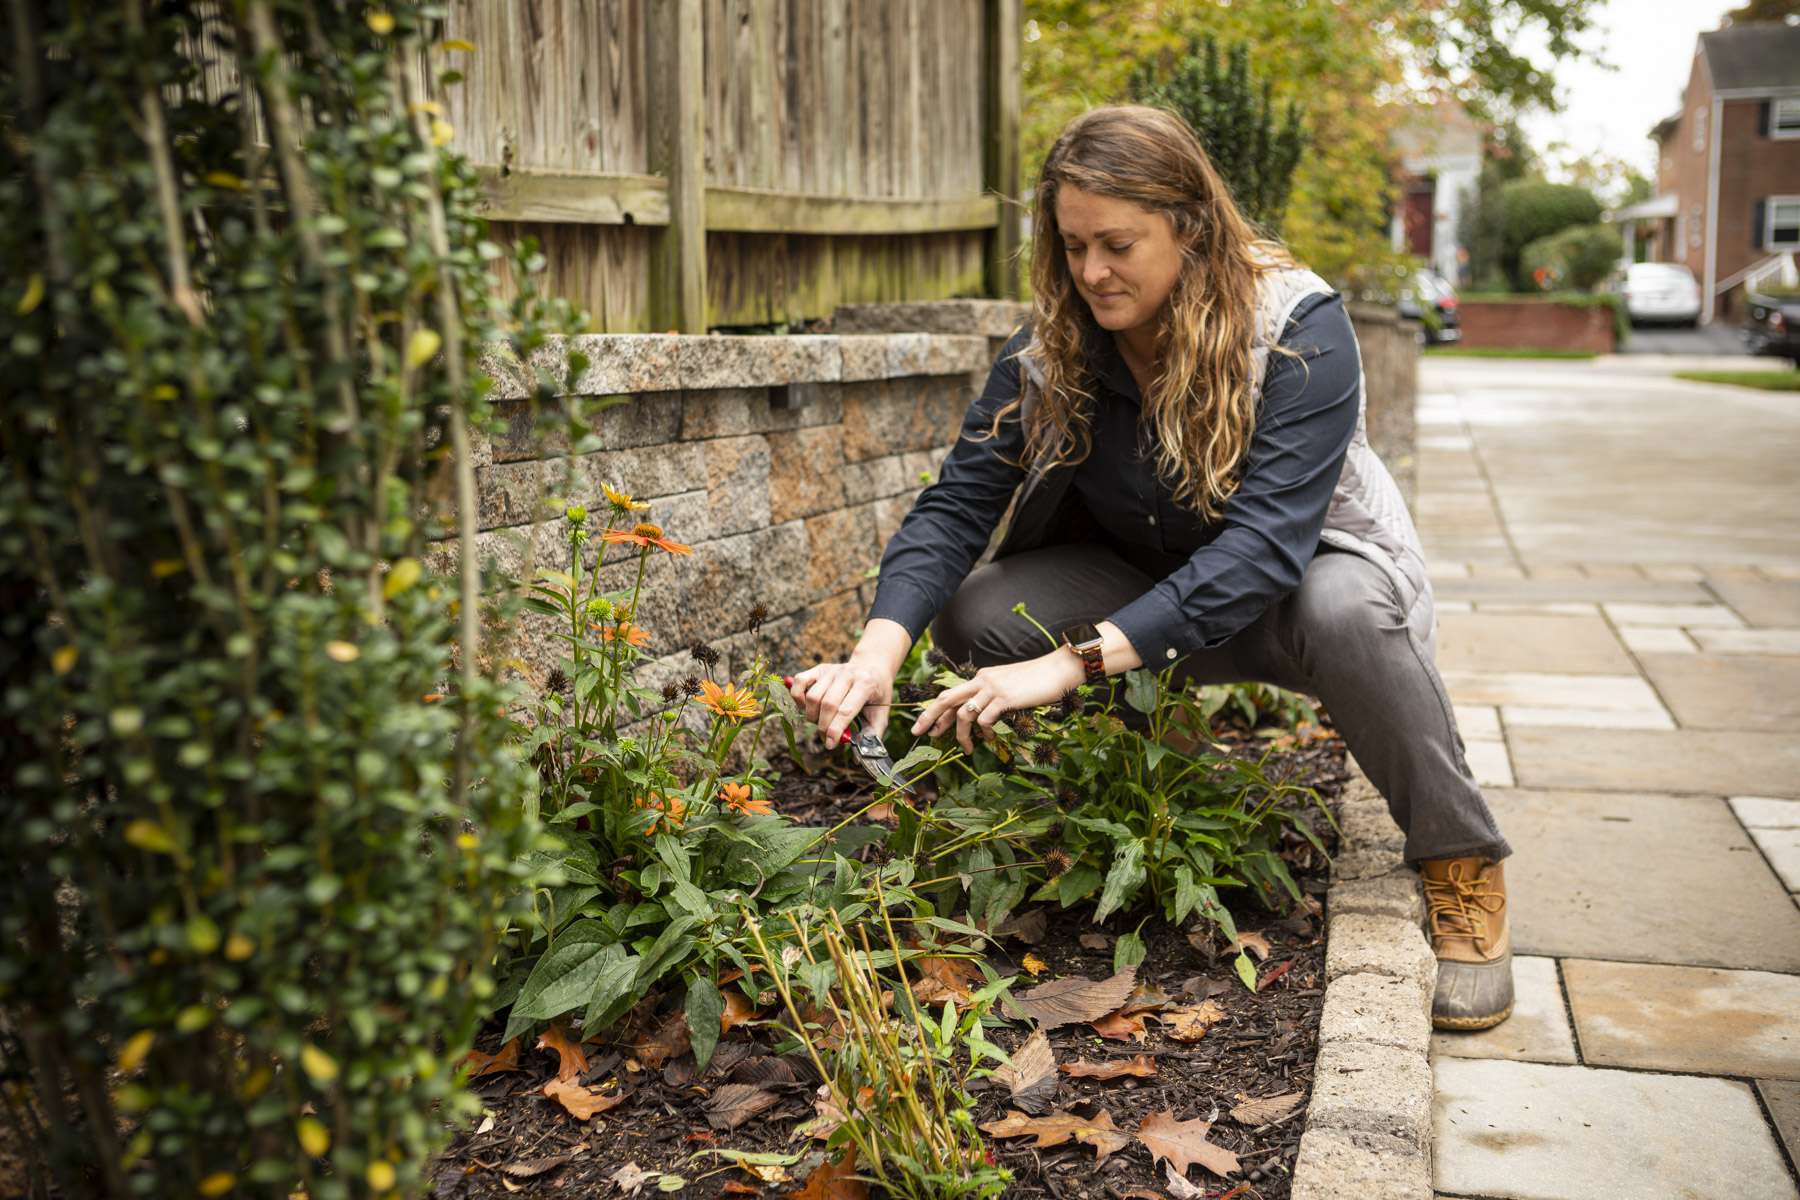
left=427, top=726, right=1348, bottom=1200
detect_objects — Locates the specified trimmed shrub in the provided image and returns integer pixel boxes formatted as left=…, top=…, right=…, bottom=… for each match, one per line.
left=0, top=3, right=580, bottom=1196
left=1522, top=223, right=1625, bottom=292
left=1497, top=180, right=1604, bottom=289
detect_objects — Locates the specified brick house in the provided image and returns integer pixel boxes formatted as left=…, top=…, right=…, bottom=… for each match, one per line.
left=1617, top=22, right=1800, bottom=322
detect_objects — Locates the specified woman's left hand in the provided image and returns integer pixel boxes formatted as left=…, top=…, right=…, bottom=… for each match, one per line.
left=912, top=652, right=1086, bottom=754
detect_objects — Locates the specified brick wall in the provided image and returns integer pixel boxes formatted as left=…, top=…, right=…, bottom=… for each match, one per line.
left=1718, top=98, right=1800, bottom=290
left=1457, top=300, right=1616, bottom=354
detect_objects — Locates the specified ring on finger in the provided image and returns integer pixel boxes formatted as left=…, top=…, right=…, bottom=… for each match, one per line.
left=963, top=700, right=982, bottom=713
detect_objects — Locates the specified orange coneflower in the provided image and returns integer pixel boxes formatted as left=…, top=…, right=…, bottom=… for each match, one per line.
left=588, top=620, right=650, bottom=648
left=633, top=792, right=686, bottom=836
left=697, top=679, right=761, bottom=721
left=601, top=522, right=692, bottom=556
left=602, top=483, right=651, bottom=514
left=719, top=781, right=773, bottom=818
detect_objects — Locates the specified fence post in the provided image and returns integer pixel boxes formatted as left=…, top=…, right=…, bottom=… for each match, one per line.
left=647, top=0, right=706, bottom=332
left=983, top=0, right=1022, bottom=300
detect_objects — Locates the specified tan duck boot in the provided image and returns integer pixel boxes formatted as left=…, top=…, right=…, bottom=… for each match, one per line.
left=1421, top=856, right=1514, bottom=1031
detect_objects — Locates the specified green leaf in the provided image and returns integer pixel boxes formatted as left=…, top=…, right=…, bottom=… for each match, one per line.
left=889, top=742, right=948, bottom=776
left=1113, top=928, right=1146, bottom=975
left=1093, top=839, right=1146, bottom=924
left=685, top=977, right=724, bottom=1071
left=1056, top=866, right=1103, bottom=908
left=509, top=921, right=621, bottom=1026
left=1124, top=669, right=1159, bottom=715
left=1234, top=950, right=1259, bottom=993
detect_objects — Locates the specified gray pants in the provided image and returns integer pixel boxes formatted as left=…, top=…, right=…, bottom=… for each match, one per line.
left=932, top=543, right=1511, bottom=864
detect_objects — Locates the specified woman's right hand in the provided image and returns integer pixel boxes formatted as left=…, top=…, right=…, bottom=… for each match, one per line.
left=788, top=659, right=895, bottom=746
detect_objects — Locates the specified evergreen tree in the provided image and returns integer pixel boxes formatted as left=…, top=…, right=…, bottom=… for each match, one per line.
left=1129, top=37, right=1307, bottom=235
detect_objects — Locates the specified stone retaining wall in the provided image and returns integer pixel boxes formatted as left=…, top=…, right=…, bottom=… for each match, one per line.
left=444, top=331, right=991, bottom=693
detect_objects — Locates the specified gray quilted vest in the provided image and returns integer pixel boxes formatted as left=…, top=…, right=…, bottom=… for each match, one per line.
left=989, top=266, right=1434, bottom=645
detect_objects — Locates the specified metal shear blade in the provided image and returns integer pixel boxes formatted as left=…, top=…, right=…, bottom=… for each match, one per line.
left=849, top=728, right=914, bottom=796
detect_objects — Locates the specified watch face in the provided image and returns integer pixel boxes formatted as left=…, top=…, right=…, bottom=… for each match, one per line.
left=1062, top=621, right=1102, bottom=648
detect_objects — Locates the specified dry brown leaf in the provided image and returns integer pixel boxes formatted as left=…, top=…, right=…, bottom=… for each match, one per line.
left=1021, top=953, right=1050, bottom=978
left=1078, top=932, right=1112, bottom=951
left=703, top=1083, right=781, bottom=1131
left=501, top=1152, right=574, bottom=1178
left=729, top=1054, right=805, bottom=1087
left=996, top=908, right=1047, bottom=944
left=610, top=1161, right=654, bottom=1195
left=722, top=1183, right=761, bottom=1196
left=1136, top=1110, right=1241, bottom=1179
left=1163, top=1162, right=1208, bottom=1200
left=980, top=1108, right=1131, bottom=1161
left=1233, top=931, right=1273, bottom=961
left=1088, top=1009, right=1147, bottom=1042
left=1120, top=982, right=1173, bottom=1015
left=1164, top=1000, right=1227, bottom=1042
left=1012, top=968, right=1136, bottom=1029
left=793, top=1148, right=869, bottom=1200
left=1060, top=1055, right=1157, bottom=1080
left=541, top=1076, right=626, bottom=1121
left=632, top=1009, right=691, bottom=1068
left=911, top=954, right=982, bottom=1002
left=1230, top=1091, right=1305, bottom=1126
left=463, top=1038, right=521, bottom=1077
left=721, top=990, right=758, bottom=1035
left=535, top=1025, right=587, bottom=1082
left=992, top=1030, right=1058, bottom=1114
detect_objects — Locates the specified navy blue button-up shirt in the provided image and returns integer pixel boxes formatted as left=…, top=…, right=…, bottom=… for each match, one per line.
left=868, top=292, right=1362, bottom=667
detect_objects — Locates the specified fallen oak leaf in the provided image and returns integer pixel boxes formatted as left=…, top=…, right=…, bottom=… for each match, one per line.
left=1088, top=1009, right=1147, bottom=1042
left=462, top=1038, right=521, bottom=1077
left=720, top=990, right=758, bottom=1035
left=1232, top=931, right=1273, bottom=961
left=992, top=1030, right=1058, bottom=1114
left=610, top=1161, right=655, bottom=1195
left=996, top=907, right=1047, bottom=944
left=703, top=1082, right=781, bottom=1130
left=1060, top=1055, right=1156, bottom=1080
left=1229, top=1091, right=1304, bottom=1126
left=792, top=1148, right=869, bottom=1200
left=541, top=1076, right=626, bottom=1121
left=501, top=1152, right=574, bottom=1179
left=632, top=1009, right=691, bottom=1068
left=1120, top=982, right=1173, bottom=1015
left=1077, top=932, right=1111, bottom=951
left=981, top=1108, right=1132, bottom=1161
left=1163, top=1161, right=1208, bottom=1200
left=1163, top=1000, right=1227, bottom=1042
left=911, top=954, right=982, bottom=1002
left=536, top=1024, right=587, bottom=1082
left=1136, top=1109, right=1241, bottom=1179
left=1011, top=968, right=1136, bottom=1029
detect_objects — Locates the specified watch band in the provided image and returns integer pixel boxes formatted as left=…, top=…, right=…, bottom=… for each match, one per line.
left=1065, top=632, right=1106, bottom=685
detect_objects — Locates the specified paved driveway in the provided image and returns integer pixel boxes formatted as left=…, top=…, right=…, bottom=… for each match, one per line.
left=1415, top=356, right=1800, bottom=1199
left=1621, top=319, right=1748, bottom=355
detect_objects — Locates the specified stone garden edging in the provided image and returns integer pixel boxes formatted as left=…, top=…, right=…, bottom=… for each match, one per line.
left=1290, top=761, right=1437, bottom=1199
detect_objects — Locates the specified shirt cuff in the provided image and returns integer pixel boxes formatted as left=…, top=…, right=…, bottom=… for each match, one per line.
left=867, top=578, right=939, bottom=645
left=1106, top=589, right=1195, bottom=670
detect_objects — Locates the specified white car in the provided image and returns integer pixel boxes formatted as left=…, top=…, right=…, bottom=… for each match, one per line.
left=1619, top=262, right=1702, bottom=326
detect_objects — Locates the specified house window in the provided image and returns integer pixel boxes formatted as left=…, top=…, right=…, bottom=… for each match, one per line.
left=1774, top=97, right=1800, bottom=140
left=1768, top=197, right=1800, bottom=249
left=1692, top=107, right=1706, bottom=153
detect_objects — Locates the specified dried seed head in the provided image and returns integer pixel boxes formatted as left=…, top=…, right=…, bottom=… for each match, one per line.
left=1057, top=786, right=1079, bottom=807
left=660, top=681, right=681, bottom=702
left=1039, top=745, right=1061, bottom=765
left=747, top=602, right=769, bottom=633
left=1012, top=713, right=1037, bottom=738
left=1053, top=690, right=1080, bottom=721
left=895, top=682, right=933, bottom=704
left=924, top=648, right=950, bottom=668
left=679, top=674, right=702, bottom=697
left=1044, top=848, right=1074, bottom=877
left=545, top=667, right=570, bottom=695
left=689, top=641, right=721, bottom=668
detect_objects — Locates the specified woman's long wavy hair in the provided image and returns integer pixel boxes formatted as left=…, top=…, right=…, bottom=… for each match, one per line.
left=1006, top=105, right=1297, bottom=521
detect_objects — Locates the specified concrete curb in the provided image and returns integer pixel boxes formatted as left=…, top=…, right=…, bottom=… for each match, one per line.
left=1290, top=761, right=1437, bottom=1200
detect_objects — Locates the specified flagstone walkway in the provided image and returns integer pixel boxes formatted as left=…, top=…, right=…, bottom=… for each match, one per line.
left=1414, top=356, right=1800, bottom=1200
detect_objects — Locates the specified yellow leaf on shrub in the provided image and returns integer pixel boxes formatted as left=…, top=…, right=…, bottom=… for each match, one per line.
left=367, top=1161, right=397, bottom=1191
left=430, top=119, right=454, bottom=147
left=51, top=645, right=77, bottom=675
left=366, top=11, right=395, bottom=34
left=109, top=707, right=143, bottom=736
left=187, top=915, right=221, bottom=955
left=240, top=1067, right=273, bottom=1099
left=117, top=1030, right=155, bottom=1073
left=383, top=557, right=422, bottom=597
left=225, top=933, right=255, bottom=961
left=439, top=38, right=476, bottom=52
left=17, top=273, right=43, bottom=315
left=297, top=1117, right=330, bottom=1157
left=198, top=1171, right=236, bottom=1196
left=204, top=171, right=247, bottom=192
left=405, top=328, right=441, bottom=370
left=176, top=1005, right=212, bottom=1033
left=300, top=1043, right=339, bottom=1084
left=121, top=1129, right=152, bottom=1167
left=325, top=640, right=360, bottom=663
left=124, top=820, right=175, bottom=854
left=151, top=558, right=187, bottom=578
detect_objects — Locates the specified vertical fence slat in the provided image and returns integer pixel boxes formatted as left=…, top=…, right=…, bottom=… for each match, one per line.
left=983, top=0, right=1021, bottom=299
left=648, top=0, right=706, bottom=332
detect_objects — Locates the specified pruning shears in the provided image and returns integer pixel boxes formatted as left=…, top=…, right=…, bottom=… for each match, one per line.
left=783, top=676, right=915, bottom=797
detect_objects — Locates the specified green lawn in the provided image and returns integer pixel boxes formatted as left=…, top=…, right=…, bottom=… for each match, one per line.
left=1424, top=347, right=1599, bottom=360
left=1673, top=368, right=1800, bottom=392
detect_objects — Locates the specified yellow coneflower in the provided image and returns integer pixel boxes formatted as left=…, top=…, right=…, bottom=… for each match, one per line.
left=601, top=522, right=691, bottom=556
left=697, top=679, right=761, bottom=721
left=601, top=482, right=650, bottom=514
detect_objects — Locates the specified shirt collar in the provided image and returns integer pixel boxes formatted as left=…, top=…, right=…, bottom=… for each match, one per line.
left=1084, top=325, right=1141, bottom=403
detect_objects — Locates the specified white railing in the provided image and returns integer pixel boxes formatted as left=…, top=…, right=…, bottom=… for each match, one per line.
left=1717, top=251, right=1798, bottom=295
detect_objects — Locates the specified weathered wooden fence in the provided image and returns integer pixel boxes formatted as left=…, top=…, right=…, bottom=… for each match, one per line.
left=438, top=0, right=1022, bottom=333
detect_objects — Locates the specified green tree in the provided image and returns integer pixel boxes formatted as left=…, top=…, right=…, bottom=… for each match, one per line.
left=1127, top=36, right=1307, bottom=234
left=1722, top=0, right=1800, bottom=22
left=1459, top=120, right=1542, bottom=289
left=1498, top=180, right=1604, bottom=288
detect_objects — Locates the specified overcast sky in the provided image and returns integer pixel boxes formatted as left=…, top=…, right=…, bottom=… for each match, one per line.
left=1516, top=0, right=1741, bottom=185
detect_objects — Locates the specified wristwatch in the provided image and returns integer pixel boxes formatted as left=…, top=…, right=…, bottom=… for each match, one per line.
left=1061, top=622, right=1107, bottom=685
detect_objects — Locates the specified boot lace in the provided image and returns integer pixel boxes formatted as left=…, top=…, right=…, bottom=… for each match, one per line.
left=1423, top=861, right=1505, bottom=942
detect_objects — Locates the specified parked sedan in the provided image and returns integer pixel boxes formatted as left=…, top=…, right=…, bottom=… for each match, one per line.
left=1619, top=262, right=1702, bottom=326
left=1743, top=290, right=1800, bottom=365
left=1398, top=270, right=1461, bottom=344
